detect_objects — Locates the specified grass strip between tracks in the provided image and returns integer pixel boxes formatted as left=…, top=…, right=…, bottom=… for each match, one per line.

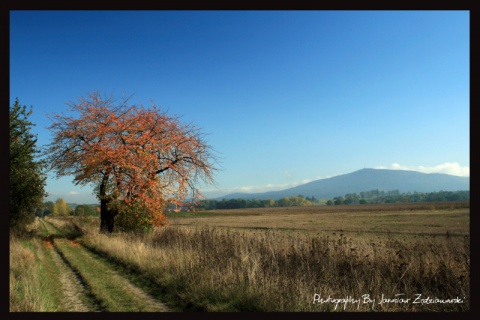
left=54, top=238, right=164, bottom=312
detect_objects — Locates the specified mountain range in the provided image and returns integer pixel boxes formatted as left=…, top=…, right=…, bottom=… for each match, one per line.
left=216, top=168, right=469, bottom=200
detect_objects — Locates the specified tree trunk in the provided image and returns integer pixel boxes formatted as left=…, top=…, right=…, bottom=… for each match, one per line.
left=99, top=171, right=115, bottom=233
left=100, top=199, right=115, bottom=233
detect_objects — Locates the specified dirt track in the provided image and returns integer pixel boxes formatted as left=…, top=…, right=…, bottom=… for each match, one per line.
left=38, top=219, right=171, bottom=312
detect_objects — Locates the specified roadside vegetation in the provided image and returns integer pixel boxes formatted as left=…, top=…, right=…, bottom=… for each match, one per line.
left=10, top=217, right=171, bottom=312
left=80, top=229, right=469, bottom=311
left=10, top=219, right=72, bottom=311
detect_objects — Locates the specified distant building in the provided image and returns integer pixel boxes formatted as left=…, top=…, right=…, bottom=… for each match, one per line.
left=166, top=204, right=191, bottom=213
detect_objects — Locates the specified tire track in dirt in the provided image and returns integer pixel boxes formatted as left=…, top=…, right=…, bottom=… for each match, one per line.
left=48, top=242, right=98, bottom=312
left=39, top=219, right=100, bottom=311
left=55, top=238, right=172, bottom=312
left=40, top=219, right=172, bottom=312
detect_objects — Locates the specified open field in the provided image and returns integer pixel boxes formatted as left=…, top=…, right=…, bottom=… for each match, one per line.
left=10, top=202, right=470, bottom=312
left=167, top=202, right=470, bottom=239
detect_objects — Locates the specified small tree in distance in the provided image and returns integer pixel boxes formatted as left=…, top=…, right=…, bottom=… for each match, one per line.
left=51, top=198, right=70, bottom=216
left=44, top=92, right=217, bottom=233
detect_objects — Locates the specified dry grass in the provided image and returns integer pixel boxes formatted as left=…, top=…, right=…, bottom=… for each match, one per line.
left=10, top=237, right=38, bottom=311
left=9, top=231, right=61, bottom=312
left=75, top=204, right=470, bottom=311
left=169, top=203, right=469, bottom=239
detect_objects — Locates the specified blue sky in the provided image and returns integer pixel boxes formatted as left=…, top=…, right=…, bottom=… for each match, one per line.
left=10, top=10, right=470, bottom=204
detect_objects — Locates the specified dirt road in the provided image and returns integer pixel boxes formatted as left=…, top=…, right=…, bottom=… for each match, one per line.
left=38, top=219, right=171, bottom=312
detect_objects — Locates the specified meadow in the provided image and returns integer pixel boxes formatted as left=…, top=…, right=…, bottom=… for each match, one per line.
left=10, top=202, right=470, bottom=312
left=167, top=202, right=469, bottom=238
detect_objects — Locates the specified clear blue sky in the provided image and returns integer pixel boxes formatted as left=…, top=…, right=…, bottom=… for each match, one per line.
left=10, top=10, right=470, bottom=204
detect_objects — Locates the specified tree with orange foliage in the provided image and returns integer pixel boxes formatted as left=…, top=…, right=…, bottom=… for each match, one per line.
left=45, top=92, right=217, bottom=233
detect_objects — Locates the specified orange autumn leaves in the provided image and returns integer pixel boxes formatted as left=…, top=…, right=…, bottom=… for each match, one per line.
left=45, top=92, right=216, bottom=227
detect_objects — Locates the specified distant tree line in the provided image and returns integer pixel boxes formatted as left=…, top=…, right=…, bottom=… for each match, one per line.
left=35, top=198, right=99, bottom=218
left=325, top=189, right=469, bottom=205
left=198, top=195, right=319, bottom=210
left=195, top=190, right=469, bottom=211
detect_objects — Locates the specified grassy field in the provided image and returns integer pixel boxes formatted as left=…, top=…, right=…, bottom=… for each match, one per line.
left=10, top=202, right=470, bottom=312
left=166, top=202, right=469, bottom=238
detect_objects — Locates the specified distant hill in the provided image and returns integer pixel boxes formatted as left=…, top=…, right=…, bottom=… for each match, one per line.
left=217, top=168, right=469, bottom=201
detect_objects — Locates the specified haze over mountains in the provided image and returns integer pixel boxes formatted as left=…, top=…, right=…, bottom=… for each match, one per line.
left=215, top=168, right=469, bottom=201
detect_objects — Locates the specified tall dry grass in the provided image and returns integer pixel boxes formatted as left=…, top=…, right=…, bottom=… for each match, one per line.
left=9, top=233, right=61, bottom=312
left=10, top=217, right=86, bottom=312
left=74, top=216, right=469, bottom=312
